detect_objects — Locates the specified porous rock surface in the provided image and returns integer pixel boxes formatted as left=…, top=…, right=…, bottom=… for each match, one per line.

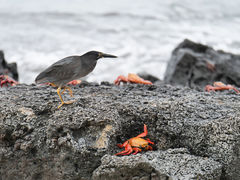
left=0, top=82, right=240, bottom=180
left=93, top=148, right=222, bottom=180
left=164, top=39, right=240, bottom=88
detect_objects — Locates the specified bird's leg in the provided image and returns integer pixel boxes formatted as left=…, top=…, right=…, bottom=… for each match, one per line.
left=49, top=83, right=57, bottom=87
left=57, top=87, right=75, bottom=109
left=57, top=87, right=65, bottom=109
left=61, top=88, right=66, bottom=95
left=61, top=86, right=73, bottom=97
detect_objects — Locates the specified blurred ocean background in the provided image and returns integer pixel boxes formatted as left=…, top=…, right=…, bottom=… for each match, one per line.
left=0, top=0, right=240, bottom=84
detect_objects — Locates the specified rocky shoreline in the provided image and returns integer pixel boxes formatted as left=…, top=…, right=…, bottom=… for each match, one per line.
left=1, top=40, right=240, bottom=180
left=0, top=82, right=240, bottom=179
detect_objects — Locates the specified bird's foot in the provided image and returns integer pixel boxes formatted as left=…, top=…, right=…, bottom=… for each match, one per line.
left=114, top=73, right=153, bottom=85
left=205, top=81, right=239, bottom=93
left=58, top=100, right=76, bottom=109
left=61, top=86, right=74, bottom=97
left=0, top=75, right=18, bottom=87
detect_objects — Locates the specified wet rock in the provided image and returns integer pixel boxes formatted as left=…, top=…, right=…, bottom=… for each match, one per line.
left=0, top=50, right=19, bottom=81
left=164, top=39, right=240, bottom=88
left=0, top=83, right=240, bottom=179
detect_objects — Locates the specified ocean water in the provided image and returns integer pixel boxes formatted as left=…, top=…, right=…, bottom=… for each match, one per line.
left=0, top=0, right=240, bottom=84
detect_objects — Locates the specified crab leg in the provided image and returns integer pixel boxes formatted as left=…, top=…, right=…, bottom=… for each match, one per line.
left=127, top=73, right=152, bottom=85
left=114, top=75, right=128, bottom=85
left=115, top=144, right=133, bottom=156
left=136, top=124, right=148, bottom=138
left=132, top=147, right=142, bottom=155
left=146, top=146, right=153, bottom=150
left=146, top=138, right=154, bottom=145
left=120, top=144, right=133, bottom=155
left=117, top=140, right=128, bottom=148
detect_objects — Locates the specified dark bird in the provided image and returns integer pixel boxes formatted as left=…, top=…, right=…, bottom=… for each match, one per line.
left=35, top=51, right=117, bottom=108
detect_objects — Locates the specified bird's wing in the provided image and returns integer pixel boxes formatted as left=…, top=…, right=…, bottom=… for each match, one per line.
left=35, top=56, right=80, bottom=84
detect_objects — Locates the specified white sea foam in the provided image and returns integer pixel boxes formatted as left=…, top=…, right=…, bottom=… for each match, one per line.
left=0, top=0, right=240, bottom=83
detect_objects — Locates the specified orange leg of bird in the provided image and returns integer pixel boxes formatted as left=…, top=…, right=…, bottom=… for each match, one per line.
left=57, top=87, right=75, bottom=109
left=61, top=86, right=73, bottom=97
left=136, top=124, right=148, bottom=138
left=49, top=83, right=57, bottom=87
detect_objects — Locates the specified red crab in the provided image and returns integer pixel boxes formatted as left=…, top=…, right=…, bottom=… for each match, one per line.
left=115, top=124, right=154, bottom=156
left=67, top=79, right=82, bottom=85
left=0, top=75, right=18, bottom=87
left=205, top=81, right=239, bottom=94
left=114, top=73, right=153, bottom=85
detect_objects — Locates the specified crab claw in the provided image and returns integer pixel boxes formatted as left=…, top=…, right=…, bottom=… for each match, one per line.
left=136, top=124, right=148, bottom=138
left=115, top=143, right=133, bottom=156
left=114, top=75, right=128, bottom=85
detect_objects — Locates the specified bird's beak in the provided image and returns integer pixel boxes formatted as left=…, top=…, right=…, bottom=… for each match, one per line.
left=99, top=53, right=117, bottom=58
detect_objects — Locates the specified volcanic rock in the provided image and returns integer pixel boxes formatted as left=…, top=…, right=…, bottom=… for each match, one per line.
left=0, top=50, right=18, bottom=81
left=164, top=39, right=240, bottom=88
left=0, top=83, right=240, bottom=179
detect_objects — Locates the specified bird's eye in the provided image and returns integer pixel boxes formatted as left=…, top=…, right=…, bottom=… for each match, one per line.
left=98, top=53, right=102, bottom=58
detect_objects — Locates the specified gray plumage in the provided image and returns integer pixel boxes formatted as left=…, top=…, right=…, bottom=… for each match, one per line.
left=35, top=51, right=117, bottom=87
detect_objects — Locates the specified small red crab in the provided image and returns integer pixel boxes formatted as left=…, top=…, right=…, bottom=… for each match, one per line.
left=0, top=75, right=18, bottom=87
left=205, top=81, right=239, bottom=94
left=115, top=124, right=154, bottom=156
left=114, top=73, right=153, bottom=85
left=67, top=79, right=82, bottom=85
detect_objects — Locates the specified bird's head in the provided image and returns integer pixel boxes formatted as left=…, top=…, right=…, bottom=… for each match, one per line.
left=83, top=51, right=117, bottom=60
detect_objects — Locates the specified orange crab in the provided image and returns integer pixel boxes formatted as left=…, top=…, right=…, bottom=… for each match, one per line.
left=114, top=73, right=153, bottom=85
left=0, top=75, right=18, bottom=87
left=115, top=124, right=154, bottom=156
left=205, top=81, right=239, bottom=94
